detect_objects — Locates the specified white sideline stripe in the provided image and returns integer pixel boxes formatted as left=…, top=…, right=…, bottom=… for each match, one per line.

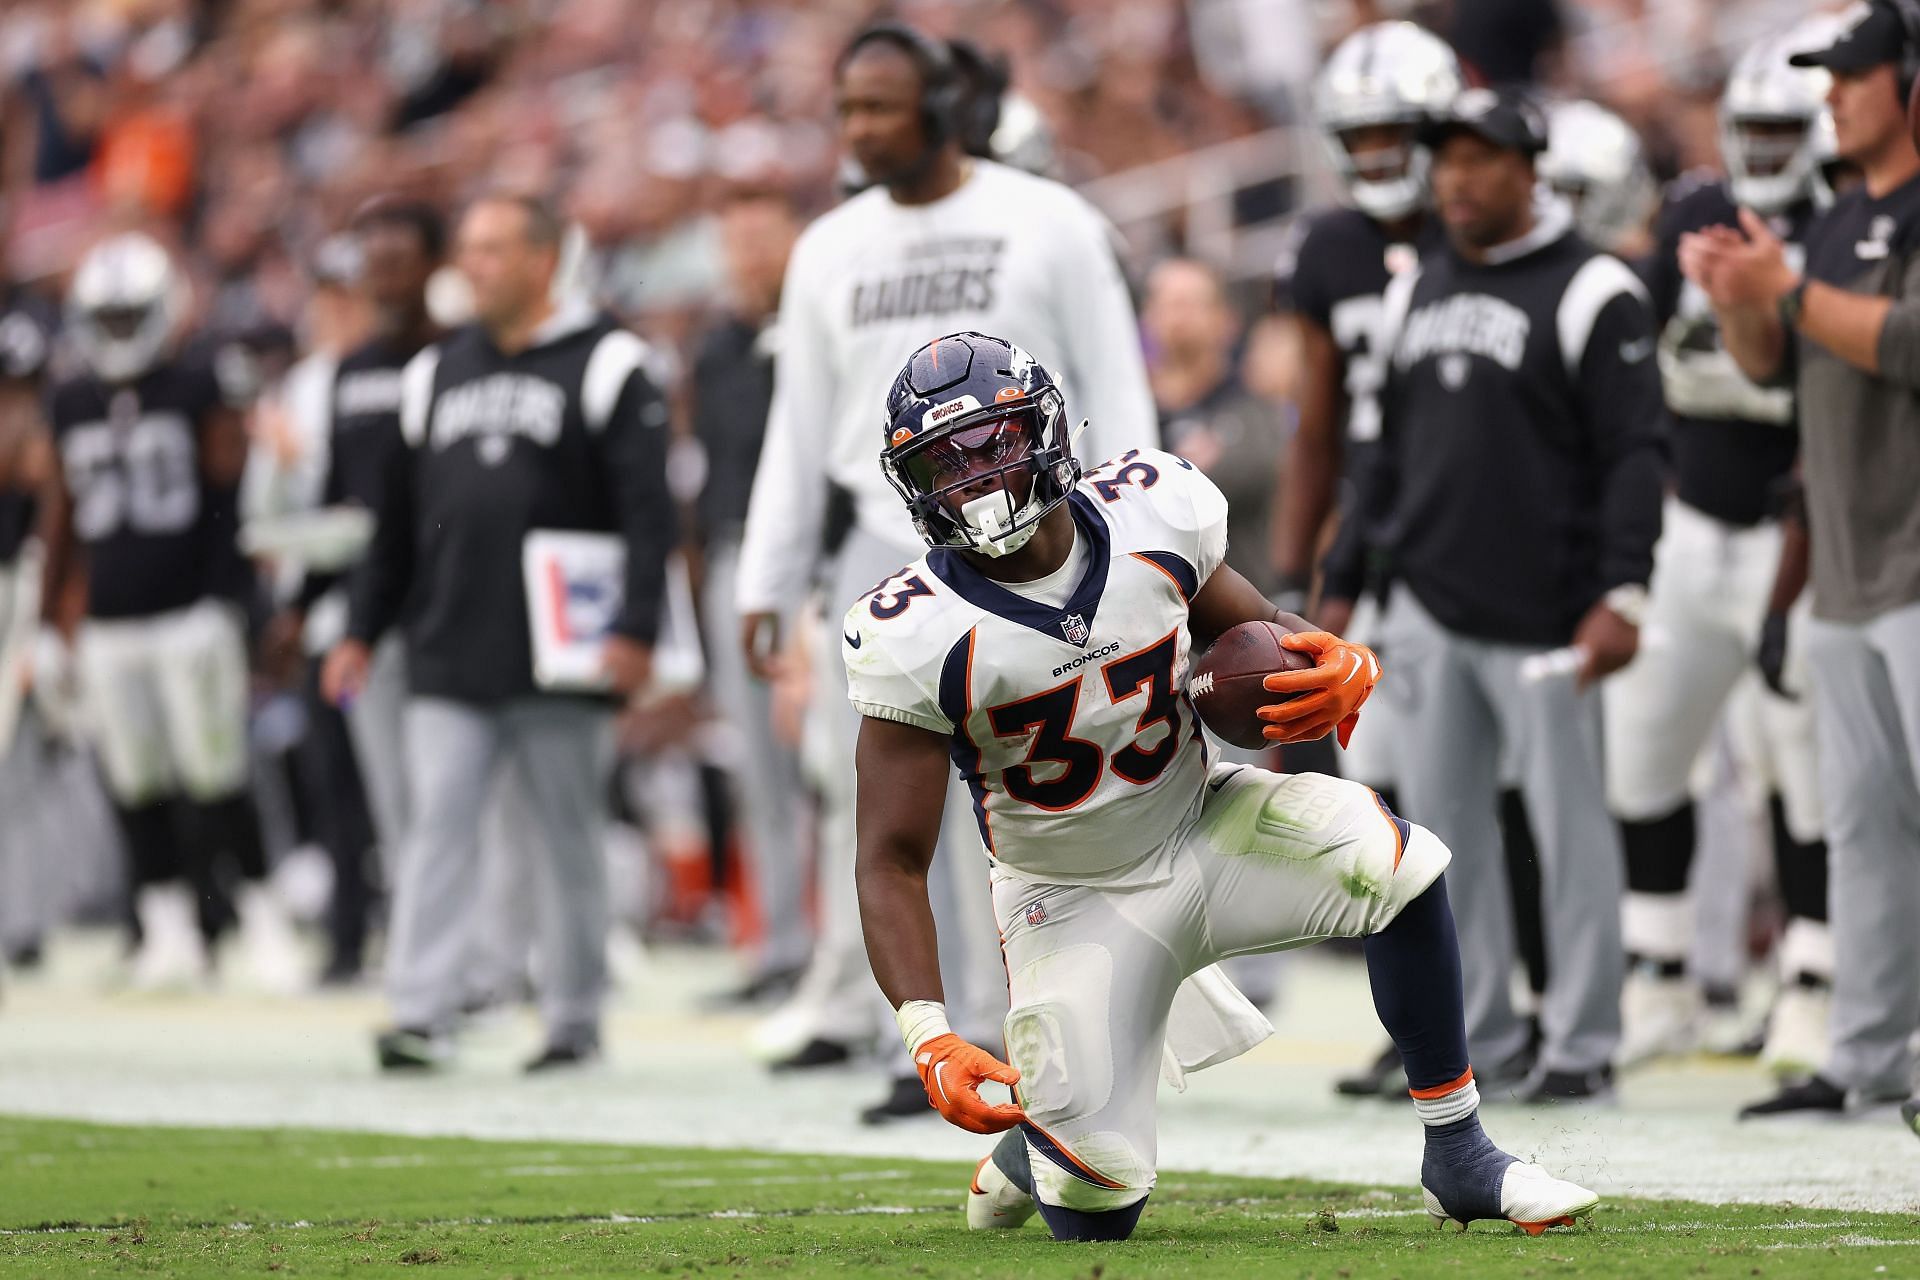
left=657, top=1170, right=917, bottom=1188
left=0, top=1205, right=953, bottom=1237
left=6, top=1208, right=1906, bottom=1247
left=1762, top=1235, right=1913, bottom=1251
left=499, top=1160, right=788, bottom=1177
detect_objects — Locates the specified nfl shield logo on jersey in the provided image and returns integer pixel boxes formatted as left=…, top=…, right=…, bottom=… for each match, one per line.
left=1059, top=613, right=1090, bottom=646
left=1025, top=900, right=1049, bottom=927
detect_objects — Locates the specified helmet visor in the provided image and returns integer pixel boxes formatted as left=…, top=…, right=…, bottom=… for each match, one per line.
left=1336, top=123, right=1416, bottom=184
left=897, top=406, right=1038, bottom=512
left=91, top=305, right=152, bottom=341
left=1733, top=119, right=1811, bottom=178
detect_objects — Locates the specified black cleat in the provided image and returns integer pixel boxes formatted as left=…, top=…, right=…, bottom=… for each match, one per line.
left=1476, top=1041, right=1541, bottom=1100
left=703, top=965, right=805, bottom=1010
left=318, top=955, right=363, bottom=989
left=1335, top=1042, right=1407, bottom=1097
left=1516, top=1064, right=1614, bottom=1104
left=769, top=1037, right=855, bottom=1072
left=1739, top=1074, right=1846, bottom=1119
left=375, top=1027, right=451, bottom=1071
left=524, top=1040, right=602, bottom=1074
left=859, top=1074, right=936, bottom=1126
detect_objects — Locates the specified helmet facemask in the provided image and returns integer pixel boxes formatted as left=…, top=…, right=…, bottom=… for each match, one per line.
left=885, top=387, right=1078, bottom=558
left=1312, top=22, right=1463, bottom=223
left=1327, top=121, right=1427, bottom=222
left=1724, top=115, right=1821, bottom=214
left=67, top=234, right=185, bottom=384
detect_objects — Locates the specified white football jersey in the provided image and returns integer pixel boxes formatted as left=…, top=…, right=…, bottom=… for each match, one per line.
left=844, top=449, right=1229, bottom=888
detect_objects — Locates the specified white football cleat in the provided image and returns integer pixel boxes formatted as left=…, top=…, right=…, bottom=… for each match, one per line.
left=236, top=882, right=308, bottom=995
left=1618, top=968, right=1701, bottom=1068
left=128, top=882, right=209, bottom=992
left=1760, top=984, right=1832, bottom=1080
left=967, top=1154, right=1036, bottom=1230
left=1424, top=1160, right=1599, bottom=1236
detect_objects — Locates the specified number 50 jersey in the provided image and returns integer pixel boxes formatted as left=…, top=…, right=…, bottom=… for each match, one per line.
left=844, top=448, right=1229, bottom=889
left=49, top=361, right=230, bottom=621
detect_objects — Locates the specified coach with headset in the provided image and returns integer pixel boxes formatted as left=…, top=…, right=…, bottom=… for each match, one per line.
left=1686, top=0, right=1920, bottom=1127
left=730, top=23, right=1157, bottom=1121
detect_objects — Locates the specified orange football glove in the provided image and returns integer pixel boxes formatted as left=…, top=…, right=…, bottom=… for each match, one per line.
left=1257, top=631, right=1381, bottom=748
left=913, top=1033, right=1026, bottom=1134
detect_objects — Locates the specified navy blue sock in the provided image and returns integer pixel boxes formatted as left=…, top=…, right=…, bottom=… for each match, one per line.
left=1361, top=873, right=1471, bottom=1095
left=1034, top=1196, right=1146, bottom=1242
left=1420, top=1115, right=1511, bottom=1220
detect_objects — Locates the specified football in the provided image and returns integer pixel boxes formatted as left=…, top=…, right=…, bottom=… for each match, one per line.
left=1186, top=619, right=1317, bottom=750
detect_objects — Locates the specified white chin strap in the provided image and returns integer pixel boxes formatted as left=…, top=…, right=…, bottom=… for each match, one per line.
left=959, top=490, right=1040, bottom=558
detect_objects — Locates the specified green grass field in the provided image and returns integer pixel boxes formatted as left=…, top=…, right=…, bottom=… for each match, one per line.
left=3, top=1117, right=1916, bottom=1279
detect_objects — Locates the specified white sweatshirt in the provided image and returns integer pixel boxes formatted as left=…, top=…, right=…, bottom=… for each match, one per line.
left=734, top=159, right=1157, bottom=614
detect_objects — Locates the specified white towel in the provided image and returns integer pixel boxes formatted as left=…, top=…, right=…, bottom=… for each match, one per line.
left=1160, top=963, right=1273, bottom=1091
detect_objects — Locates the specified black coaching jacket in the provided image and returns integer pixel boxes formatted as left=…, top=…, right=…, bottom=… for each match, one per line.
left=1325, top=199, right=1668, bottom=647
left=347, top=303, right=676, bottom=704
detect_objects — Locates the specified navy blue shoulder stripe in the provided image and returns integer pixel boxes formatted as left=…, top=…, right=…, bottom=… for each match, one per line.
left=1133, top=549, right=1198, bottom=601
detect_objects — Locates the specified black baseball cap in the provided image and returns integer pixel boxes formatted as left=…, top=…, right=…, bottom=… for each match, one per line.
left=1789, top=3, right=1907, bottom=74
left=1416, top=87, right=1549, bottom=157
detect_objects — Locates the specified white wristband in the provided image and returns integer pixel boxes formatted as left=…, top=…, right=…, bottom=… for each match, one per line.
left=895, top=999, right=952, bottom=1055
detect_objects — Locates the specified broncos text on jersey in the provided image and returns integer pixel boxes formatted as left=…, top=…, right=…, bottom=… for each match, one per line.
left=844, top=448, right=1229, bottom=889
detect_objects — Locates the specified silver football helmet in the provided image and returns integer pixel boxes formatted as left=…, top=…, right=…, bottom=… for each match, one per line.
left=1312, top=21, right=1464, bottom=222
left=1720, top=15, right=1845, bottom=214
left=67, top=232, right=185, bottom=383
left=991, top=93, right=1057, bottom=179
left=1538, top=100, right=1657, bottom=252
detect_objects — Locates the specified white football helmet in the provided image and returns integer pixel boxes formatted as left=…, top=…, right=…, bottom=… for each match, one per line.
left=1721, top=15, right=1845, bottom=214
left=991, top=93, right=1057, bottom=179
left=1312, top=21, right=1464, bottom=222
left=1538, top=100, right=1657, bottom=251
left=67, top=232, right=185, bottom=383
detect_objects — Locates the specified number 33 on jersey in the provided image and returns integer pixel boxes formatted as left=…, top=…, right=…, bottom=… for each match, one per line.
left=844, top=448, right=1229, bottom=888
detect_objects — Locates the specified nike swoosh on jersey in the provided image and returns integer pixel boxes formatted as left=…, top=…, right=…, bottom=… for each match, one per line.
left=1207, top=767, right=1244, bottom=793
left=844, top=630, right=863, bottom=650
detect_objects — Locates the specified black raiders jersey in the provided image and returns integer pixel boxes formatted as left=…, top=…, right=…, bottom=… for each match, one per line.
left=291, top=334, right=421, bottom=611
left=0, top=490, right=32, bottom=566
left=0, top=288, right=56, bottom=386
left=329, top=335, right=419, bottom=511
left=1274, top=205, right=1438, bottom=448
left=1644, top=174, right=1812, bottom=527
left=0, top=291, right=56, bottom=566
left=48, top=360, right=238, bottom=620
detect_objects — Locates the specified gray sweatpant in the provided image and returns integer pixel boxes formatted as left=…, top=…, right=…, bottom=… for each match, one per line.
left=1804, top=600, right=1920, bottom=1097
left=385, top=695, right=613, bottom=1043
left=0, top=707, right=49, bottom=953
left=1382, top=589, right=1624, bottom=1075
left=352, top=640, right=538, bottom=1006
left=703, top=537, right=811, bottom=976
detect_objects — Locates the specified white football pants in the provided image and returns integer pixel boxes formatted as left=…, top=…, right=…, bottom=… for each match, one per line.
left=994, top=764, right=1448, bottom=1213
